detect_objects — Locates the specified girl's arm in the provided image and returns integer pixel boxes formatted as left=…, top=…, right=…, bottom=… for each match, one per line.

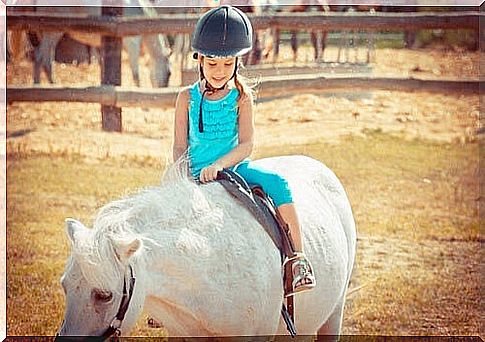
left=200, top=94, right=254, bottom=182
left=172, top=88, right=190, bottom=162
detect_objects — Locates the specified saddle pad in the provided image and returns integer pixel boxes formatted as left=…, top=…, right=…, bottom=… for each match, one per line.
left=216, top=169, right=284, bottom=255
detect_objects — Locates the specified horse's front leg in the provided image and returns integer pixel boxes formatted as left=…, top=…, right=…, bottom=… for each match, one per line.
left=34, top=31, right=62, bottom=84
left=272, top=27, right=280, bottom=64
left=250, top=31, right=262, bottom=65
left=320, top=31, right=328, bottom=62
left=142, top=34, right=171, bottom=88
left=124, top=36, right=142, bottom=87
left=310, top=31, right=320, bottom=61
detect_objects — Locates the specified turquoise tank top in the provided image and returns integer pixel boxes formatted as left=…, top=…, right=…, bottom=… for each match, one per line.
left=187, top=82, right=240, bottom=178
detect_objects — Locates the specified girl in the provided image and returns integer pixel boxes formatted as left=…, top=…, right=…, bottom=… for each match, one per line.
left=172, top=5, right=315, bottom=295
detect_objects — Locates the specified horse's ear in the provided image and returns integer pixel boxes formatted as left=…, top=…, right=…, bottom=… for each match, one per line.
left=112, top=238, right=142, bottom=264
left=65, top=218, right=87, bottom=245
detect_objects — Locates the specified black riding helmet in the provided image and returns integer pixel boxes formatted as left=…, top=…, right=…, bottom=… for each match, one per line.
left=192, top=5, right=253, bottom=58
left=192, top=5, right=253, bottom=133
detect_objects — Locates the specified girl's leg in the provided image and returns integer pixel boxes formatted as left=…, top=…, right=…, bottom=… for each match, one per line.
left=278, top=203, right=316, bottom=293
left=277, top=203, right=303, bottom=252
left=234, top=162, right=315, bottom=293
left=235, top=162, right=303, bottom=251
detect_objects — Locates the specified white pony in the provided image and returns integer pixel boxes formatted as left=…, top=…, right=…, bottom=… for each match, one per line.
left=57, top=155, right=356, bottom=337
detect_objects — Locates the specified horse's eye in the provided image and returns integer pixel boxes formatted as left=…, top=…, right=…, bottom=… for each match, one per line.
left=92, top=289, right=113, bottom=303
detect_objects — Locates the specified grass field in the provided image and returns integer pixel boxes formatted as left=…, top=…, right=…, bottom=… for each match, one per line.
left=6, top=131, right=480, bottom=336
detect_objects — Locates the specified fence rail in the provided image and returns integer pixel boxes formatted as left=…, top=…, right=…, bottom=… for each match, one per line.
left=7, top=11, right=482, bottom=36
left=7, top=75, right=481, bottom=108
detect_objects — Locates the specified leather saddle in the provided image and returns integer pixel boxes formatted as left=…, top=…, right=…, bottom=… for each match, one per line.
left=216, top=169, right=299, bottom=337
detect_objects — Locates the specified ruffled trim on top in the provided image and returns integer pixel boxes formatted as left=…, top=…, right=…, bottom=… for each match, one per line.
left=189, top=82, right=239, bottom=110
left=188, top=82, right=240, bottom=140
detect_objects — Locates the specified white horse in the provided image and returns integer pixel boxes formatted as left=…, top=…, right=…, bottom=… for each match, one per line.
left=57, top=155, right=356, bottom=337
left=31, top=0, right=171, bottom=87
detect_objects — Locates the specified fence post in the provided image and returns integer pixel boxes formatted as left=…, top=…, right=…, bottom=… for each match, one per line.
left=480, top=4, right=485, bottom=52
left=101, top=6, right=122, bottom=132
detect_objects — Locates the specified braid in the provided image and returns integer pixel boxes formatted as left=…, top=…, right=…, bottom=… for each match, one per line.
left=234, top=72, right=254, bottom=104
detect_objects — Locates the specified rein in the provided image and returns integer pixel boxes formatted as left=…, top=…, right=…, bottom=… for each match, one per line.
left=101, top=264, right=136, bottom=338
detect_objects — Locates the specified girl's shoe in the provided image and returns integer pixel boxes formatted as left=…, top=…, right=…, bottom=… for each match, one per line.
left=286, top=253, right=316, bottom=296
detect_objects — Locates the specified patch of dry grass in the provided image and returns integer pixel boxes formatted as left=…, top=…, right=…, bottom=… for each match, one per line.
left=6, top=132, right=480, bottom=336
left=7, top=156, right=166, bottom=336
left=344, top=236, right=480, bottom=335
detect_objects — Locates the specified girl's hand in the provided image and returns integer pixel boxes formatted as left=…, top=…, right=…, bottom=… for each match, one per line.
left=199, top=163, right=223, bottom=183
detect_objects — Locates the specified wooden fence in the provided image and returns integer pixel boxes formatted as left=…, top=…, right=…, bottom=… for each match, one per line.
left=7, top=10, right=484, bottom=131
left=7, top=11, right=481, bottom=35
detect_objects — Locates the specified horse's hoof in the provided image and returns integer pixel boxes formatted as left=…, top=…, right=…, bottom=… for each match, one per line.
left=147, top=317, right=163, bottom=329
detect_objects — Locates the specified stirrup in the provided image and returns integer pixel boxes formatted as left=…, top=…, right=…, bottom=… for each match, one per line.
left=286, top=254, right=316, bottom=297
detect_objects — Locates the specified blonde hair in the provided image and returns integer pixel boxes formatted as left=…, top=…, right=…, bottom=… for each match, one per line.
left=234, top=71, right=255, bottom=105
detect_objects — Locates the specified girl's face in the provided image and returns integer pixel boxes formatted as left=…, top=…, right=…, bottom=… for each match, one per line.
left=200, top=56, right=237, bottom=89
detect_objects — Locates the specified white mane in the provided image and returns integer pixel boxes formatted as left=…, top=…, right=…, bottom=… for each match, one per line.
left=92, top=157, right=203, bottom=237
left=70, top=157, right=217, bottom=291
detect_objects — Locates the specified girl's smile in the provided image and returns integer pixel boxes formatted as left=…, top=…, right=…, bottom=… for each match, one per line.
left=201, top=56, right=237, bottom=89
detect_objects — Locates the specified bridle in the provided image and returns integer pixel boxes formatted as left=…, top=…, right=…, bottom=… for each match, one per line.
left=55, top=265, right=136, bottom=340
left=101, top=264, right=136, bottom=338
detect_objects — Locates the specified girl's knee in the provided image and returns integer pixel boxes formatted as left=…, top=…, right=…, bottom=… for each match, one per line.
left=261, top=174, right=292, bottom=207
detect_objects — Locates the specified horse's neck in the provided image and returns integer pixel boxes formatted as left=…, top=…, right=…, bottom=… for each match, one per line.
left=135, top=222, right=220, bottom=333
left=144, top=296, right=216, bottom=336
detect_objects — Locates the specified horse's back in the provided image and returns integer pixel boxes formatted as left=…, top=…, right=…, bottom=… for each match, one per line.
left=252, top=155, right=354, bottom=226
left=252, top=155, right=355, bottom=248
left=256, top=155, right=356, bottom=269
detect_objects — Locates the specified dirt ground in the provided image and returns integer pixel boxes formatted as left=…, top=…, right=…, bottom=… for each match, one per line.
left=5, top=46, right=482, bottom=336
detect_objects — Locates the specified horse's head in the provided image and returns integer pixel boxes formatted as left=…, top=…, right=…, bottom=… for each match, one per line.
left=57, top=218, right=145, bottom=337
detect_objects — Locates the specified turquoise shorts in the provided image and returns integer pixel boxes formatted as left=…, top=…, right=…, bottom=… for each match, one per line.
left=233, top=161, right=293, bottom=207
